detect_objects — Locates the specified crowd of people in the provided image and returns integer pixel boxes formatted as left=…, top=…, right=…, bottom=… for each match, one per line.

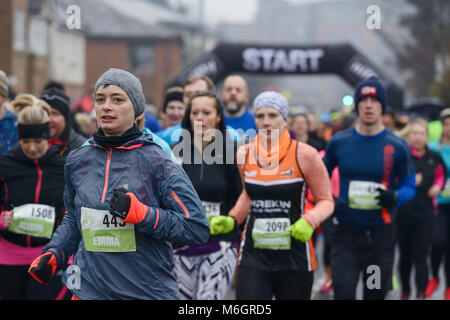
left=0, top=67, right=449, bottom=300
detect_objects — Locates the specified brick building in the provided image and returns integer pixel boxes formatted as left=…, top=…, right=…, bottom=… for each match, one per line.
left=0, top=0, right=49, bottom=95
left=0, top=0, right=184, bottom=109
left=71, top=0, right=184, bottom=108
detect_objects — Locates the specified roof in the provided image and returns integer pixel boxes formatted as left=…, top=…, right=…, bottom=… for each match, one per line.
left=101, top=0, right=196, bottom=27
left=51, top=0, right=181, bottom=39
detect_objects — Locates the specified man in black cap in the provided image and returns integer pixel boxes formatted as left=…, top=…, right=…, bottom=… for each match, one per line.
left=323, top=76, right=417, bottom=300
left=40, top=88, right=86, bottom=155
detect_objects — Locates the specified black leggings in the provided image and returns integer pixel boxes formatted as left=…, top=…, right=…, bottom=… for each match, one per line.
left=330, top=224, right=395, bottom=300
left=321, top=219, right=336, bottom=268
left=235, top=265, right=313, bottom=300
left=0, top=264, right=69, bottom=300
left=396, top=210, right=433, bottom=296
left=430, top=205, right=450, bottom=287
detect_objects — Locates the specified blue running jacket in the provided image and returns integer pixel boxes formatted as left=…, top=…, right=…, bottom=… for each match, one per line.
left=43, top=132, right=209, bottom=299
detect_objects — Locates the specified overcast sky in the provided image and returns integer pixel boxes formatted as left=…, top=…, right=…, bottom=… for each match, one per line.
left=177, top=0, right=341, bottom=26
left=201, top=0, right=341, bottom=26
left=203, top=0, right=258, bottom=25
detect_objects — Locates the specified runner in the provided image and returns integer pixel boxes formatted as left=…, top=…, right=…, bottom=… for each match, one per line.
left=0, top=104, right=68, bottom=300
left=220, top=75, right=257, bottom=138
left=28, top=68, right=210, bottom=300
left=291, top=112, right=326, bottom=151
left=396, top=119, right=445, bottom=300
left=323, top=76, right=416, bottom=300
left=160, top=86, right=185, bottom=129
left=427, top=108, right=450, bottom=300
left=171, top=91, right=242, bottom=299
left=212, top=91, right=334, bottom=300
left=157, top=76, right=215, bottom=145
left=39, top=88, right=86, bottom=154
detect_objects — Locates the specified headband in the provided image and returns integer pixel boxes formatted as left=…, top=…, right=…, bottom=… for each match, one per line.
left=18, top=123, right=50, bottom=140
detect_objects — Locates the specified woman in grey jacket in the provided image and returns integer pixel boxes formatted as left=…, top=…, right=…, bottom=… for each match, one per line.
left=28, top=68, right=210, bottom=300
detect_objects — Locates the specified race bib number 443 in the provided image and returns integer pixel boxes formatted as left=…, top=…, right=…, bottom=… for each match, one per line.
left=348, top=181, right=386, bottom=210
left=8, top=204, right=55, bottom=238
left=81, top=207, right=136, bottom=252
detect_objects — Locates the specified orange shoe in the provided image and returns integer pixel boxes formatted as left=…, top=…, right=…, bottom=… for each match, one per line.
left=425, top=278, right=439, bottom=298
left=445, top=287, right=450, bottom=300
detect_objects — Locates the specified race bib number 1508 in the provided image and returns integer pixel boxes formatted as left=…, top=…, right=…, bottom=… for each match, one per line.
left=8, top=204, right=55, bottom=238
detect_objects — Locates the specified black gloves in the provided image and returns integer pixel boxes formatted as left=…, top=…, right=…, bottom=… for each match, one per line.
left=29, top=253, right=57, bottom=284
left=375, top=188, right=398, bottom=208
left=109, top=188, right=131, bottom=219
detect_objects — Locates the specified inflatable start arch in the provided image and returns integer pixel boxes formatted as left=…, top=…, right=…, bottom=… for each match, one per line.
left=167, top=42, right=404, bottom=109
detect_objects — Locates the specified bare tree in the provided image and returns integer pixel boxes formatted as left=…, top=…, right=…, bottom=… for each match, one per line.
left=378, top=0, right=450, bottom=99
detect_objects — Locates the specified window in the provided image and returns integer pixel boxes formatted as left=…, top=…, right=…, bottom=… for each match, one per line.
left=129, top=44, right=155, bottom=77
left=13, top=10, right=26, bottom=52
left=28, top=16, right=47, bottom=56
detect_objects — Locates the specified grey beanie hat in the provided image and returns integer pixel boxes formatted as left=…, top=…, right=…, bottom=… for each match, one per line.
left=94, top=68, right=145, bottom=119
left=253, top=91, right=289, bottom=120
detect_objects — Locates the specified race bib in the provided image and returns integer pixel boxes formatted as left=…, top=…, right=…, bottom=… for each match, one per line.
left=252, top=217, right=291, bottom=250
left=202, top=201, right=221, bottom=219
left=348, top=180, right=386, bottom=210
left=8, top=204, right=55, bottom=239
left=81, top=207, right=136, bottom=252
left=440, top=179, right=450, bottom=198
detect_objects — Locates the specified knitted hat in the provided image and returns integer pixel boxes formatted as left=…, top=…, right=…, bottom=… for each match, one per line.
left=354, top=76, right=387, bottom=113
left=0, top=70, right=9, bottom=98
left=253, top=91, right=289, bottom=120
left=94, top=68, right=145, bottom=119
left=40, top=88, right=70, bottom=120
left=162, top=88, right=184, bottom=113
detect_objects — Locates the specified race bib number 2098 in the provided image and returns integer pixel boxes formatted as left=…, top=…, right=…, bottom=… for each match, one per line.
left=252, top=217, right=291, bottom=250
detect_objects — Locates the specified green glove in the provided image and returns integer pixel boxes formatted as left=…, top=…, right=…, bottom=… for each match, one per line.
left=209, top=215, right=236, bottom=235
left=286, top=218, right=314, bottom=242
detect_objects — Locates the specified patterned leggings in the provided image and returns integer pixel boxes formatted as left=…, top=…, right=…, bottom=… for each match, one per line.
left=172, top=247, right=238, bottom=300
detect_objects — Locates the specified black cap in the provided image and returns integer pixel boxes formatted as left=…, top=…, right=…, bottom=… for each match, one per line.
left=40, top=88, right=70, bottom=120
